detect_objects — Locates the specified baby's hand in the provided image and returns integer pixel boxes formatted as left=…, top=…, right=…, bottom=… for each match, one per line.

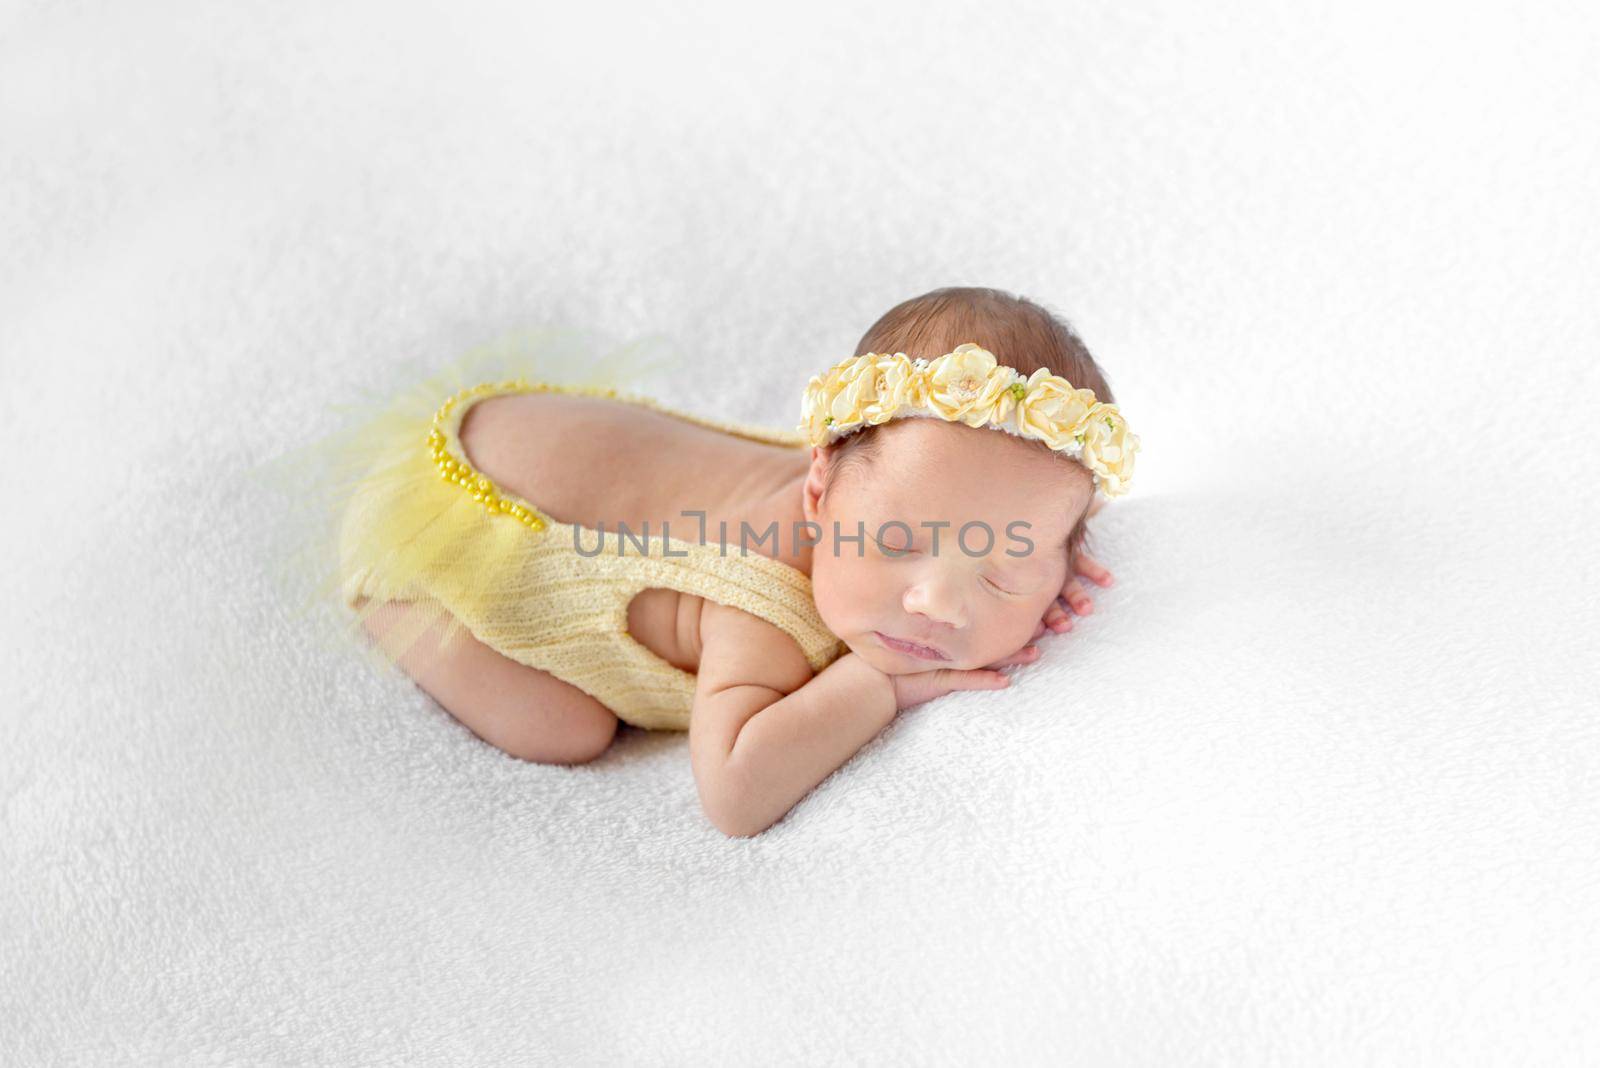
left=886, top=644, right=1042, bottom=711
left=1033, top=550, right=1115, bottom=639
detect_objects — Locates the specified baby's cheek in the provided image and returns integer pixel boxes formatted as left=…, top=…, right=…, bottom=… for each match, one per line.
left=821, top=586, right=866, bottom=625
left=992, top=602, right=1047, bottom=654
left=810, top=565, right=871, bottom=633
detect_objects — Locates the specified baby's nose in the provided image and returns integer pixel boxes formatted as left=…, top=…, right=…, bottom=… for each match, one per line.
left=903, top=580, right=966, bottom=630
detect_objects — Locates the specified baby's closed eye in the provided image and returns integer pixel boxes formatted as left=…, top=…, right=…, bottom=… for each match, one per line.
left=982, top=575, right=1023, bottom=596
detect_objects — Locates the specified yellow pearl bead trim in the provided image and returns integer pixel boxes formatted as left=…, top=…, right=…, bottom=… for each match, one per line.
left=427, top=377, right=623, bottom=533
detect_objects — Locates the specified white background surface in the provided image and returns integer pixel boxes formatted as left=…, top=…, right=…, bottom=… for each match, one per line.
left=3, top=1, right=1597, bottom=1063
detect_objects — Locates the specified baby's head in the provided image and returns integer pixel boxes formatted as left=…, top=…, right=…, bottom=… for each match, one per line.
left=801, top=286, right=1122, bottom=677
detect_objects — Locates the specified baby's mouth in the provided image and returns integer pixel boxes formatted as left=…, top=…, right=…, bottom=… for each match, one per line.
left=873, top=631, right=952, bottom=662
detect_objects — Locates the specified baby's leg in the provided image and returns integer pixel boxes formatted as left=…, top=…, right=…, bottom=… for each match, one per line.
left=354, top=597, right=620, bottom=765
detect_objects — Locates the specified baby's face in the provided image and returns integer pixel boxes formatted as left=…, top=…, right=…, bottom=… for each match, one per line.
left=803, top=418, right=1091, bottom=676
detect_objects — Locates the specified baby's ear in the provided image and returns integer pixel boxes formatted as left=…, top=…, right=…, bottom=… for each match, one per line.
left=802, top=448, right=829, bottom=520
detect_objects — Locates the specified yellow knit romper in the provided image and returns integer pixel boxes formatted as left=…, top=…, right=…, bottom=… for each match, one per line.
left=335, top=376, right=847, bottom=732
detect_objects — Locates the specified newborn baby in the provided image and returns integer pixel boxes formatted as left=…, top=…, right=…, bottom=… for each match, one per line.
left=339, top=285, right=1137, bottom=837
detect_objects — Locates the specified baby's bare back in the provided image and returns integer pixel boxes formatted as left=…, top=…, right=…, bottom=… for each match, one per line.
left=457, top=390, right=810, bottom=679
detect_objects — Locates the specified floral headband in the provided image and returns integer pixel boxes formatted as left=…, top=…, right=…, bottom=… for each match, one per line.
left=798, top=342, right=1140, bottom=498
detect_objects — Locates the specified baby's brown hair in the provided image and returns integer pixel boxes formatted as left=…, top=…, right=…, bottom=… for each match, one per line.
left=823, top=285, right=1118, bottom=572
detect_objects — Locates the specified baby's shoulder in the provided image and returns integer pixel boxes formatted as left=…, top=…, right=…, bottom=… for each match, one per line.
left=695, top=598, right=816, bottom=699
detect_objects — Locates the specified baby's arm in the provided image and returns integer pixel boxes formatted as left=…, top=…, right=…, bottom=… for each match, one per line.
left=688, top=604, right=908, bottom=837
left=688, top=601, right=1024, bottom=838
left=689, top=600, right=896, bottom=839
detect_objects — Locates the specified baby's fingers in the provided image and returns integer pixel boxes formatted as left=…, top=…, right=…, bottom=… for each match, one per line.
left=949, top=668, right=1011, bottom=691
left=893, top=666, right=1009, bottom=710
left=1074, top=550, right=1114, bottom=587
left=983, top=644, right=1042, bottom=670
left=1043, top=599, right=1074, bottom=633
left=1062, top=577, right=1094, bottom=617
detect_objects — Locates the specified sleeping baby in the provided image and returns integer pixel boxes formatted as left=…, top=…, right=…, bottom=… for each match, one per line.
left=333, top=285, right=1139, bottom=837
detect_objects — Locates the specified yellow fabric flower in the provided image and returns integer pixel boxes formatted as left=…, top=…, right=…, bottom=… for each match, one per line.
left=800, top=356, right=859, bottom=441
left=1076, top=403, right=1140, bottom=497
left=925, top=343, right=1017, bottom=426
left=1015, top=368, right=1099, bottom=450
left=827, top=354, right=878, bottom=429
left=803, top=352, right=926, bottom=438
left=858, top=352, right=920, bottom=425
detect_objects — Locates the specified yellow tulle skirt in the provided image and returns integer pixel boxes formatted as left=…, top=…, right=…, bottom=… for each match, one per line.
left=252, top=324, right=684, bottom=679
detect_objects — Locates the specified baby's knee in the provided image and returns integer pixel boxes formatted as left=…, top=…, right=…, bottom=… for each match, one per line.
left=353, top=595, right=620, bottom=766
left=493, top=701, right=619, bottom=766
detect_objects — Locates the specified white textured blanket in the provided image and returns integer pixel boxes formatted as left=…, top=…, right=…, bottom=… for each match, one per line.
left=3, top=1, right=1596, bottom=1063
